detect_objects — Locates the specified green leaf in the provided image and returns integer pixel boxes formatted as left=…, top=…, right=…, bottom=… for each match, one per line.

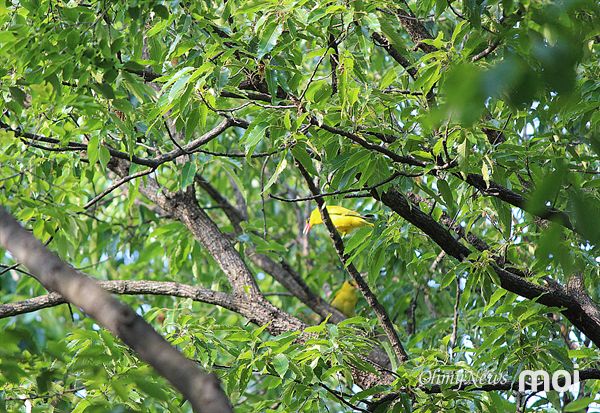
left=437, top=179, right=454, bottom=207
left=257, top=22, right=283, bottom=59
left=350, top=385, right=389, bottom=403
left=484, top=288, right=507, bottom=311
left=168, top=74, right=191, bottom=102
left=94, top=82, right=115, bottom=100
left=291, top=143, right=318, bottom=176
left=440, top=271, right=456, bottom=289
left=98, top=146, right=111, bottom=169
left=345, top=226, right=372, bottom=253
left=71, top=399, right=90, bottom=413
left=87, top=135, right=99, bottom=164
left=180, top=161, right=197, bottom=189
left=147, top=18, right=170, bottom=37
left=564, top=397, right=597, bottom=412
left=477, top=316, right=510, bottom=327
left=272, top=353, right=289, bottom=377
left=263, top=155, right=288, bottom=193
left=242, top=122, right=268, bottom=152
left=481, top=162, right=490, bottom=187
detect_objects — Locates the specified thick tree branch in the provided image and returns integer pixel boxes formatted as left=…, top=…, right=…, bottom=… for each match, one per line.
left=374, top=187, right=600, bottom=347
left=0, top=208, right=233, bottom=413
left=394, top=3, right=436, bottom=53
left=110, top=159, right=305, bottom=333
left=109, top=158, right=395, bottom=388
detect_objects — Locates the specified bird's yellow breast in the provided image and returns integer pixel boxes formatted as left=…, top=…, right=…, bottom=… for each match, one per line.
left=331, top=281, right=359, bottom=317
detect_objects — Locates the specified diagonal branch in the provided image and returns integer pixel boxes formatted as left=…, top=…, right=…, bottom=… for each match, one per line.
left=108, top=157, right=396, bottom=388
left=371, top=32, right=418, bottom=80
left=309, top=117, right=425, bottom=167
left=109, top=157, right=306, bottom=335
left=0, top=208, right=233, bottom=413
left=295, top=158, right=409, bottom=363
left=83, top=167, right=156, bottom=210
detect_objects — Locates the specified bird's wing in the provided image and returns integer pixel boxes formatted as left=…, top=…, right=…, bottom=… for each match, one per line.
left=327, top=206, right=363, bottom=218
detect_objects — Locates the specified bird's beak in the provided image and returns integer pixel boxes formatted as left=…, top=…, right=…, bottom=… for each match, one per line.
left=303, top=222, right=311, bottom=235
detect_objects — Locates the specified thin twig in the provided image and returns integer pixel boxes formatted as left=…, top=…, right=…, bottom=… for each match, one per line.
left=309, top=118, right=426, bottom=167
left=83, top=168, right=156, bottom=210
left=163, top=119, right=190, bottom=154
left=299, top=53, right=328, bottom=101
left=4, top=386, right=86, bottom=401
left=270, top=170, right=421, bottom=202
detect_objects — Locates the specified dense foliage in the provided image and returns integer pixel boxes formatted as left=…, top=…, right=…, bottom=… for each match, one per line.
left=0, top=0, right=599, bottom=411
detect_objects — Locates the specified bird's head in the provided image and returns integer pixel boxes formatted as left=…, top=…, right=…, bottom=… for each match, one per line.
left=303, top=208, right=323, bottom=235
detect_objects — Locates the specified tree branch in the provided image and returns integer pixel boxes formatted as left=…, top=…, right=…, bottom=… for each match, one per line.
left=0, top=280, right=236, bottom=319
left=309, top=118, right=425, bottom=167
left=1, top=118, right=239, bottom=169
left=0, top=208, right=233, bottom=413
left=371, top=32, right=418, bottom=79
left=461, top=173, right=574, bottom=231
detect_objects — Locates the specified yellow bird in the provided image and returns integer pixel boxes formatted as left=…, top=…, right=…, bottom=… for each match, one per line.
left=303, top=205, right=373, bottom=236
left=330, top=280, right=359, bottom=317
